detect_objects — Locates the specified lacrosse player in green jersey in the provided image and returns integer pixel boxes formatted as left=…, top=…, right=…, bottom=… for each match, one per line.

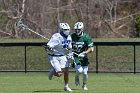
left=71, top=22, right=94, bottom=90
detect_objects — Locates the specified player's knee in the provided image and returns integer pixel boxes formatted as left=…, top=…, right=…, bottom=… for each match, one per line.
left=75, top=65, right=83, bottom=73
left=76, top=70, right=82, bottom=74
left=83, top=70, right=88, bottom=75
left=54, top=71, right=62, bottom=77
left=77, top=68, right=83, bottom=73
left=62, top=68, right=69, bottom=74
left=83, top=73, right=88, bottom=76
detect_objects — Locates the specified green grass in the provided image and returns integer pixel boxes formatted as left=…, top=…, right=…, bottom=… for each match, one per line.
left=0, top=73, right=140, bottom=93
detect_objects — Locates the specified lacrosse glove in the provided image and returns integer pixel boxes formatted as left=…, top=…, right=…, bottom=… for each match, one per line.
left=78, top=51, right=87, bottom=58
left=72, top=62, right=81, bottom=68
left=66, top=52, right=74, bottom=60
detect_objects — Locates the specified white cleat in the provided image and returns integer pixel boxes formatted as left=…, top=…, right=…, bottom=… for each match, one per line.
left=48, top=68, right=55, bottom=80
left=64, top=87, right=73, bottom=92
left=75, top=77, right=80, bottom=86
left=82, top=85, right=88, bottom=90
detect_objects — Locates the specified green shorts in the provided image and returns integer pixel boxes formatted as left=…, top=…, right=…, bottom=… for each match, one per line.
left=74, top=56, right=89, bottom=66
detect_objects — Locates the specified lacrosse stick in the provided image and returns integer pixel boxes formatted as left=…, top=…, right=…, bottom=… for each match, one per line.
left=16, top=20, right=49, bottom=40
left=71, top=52, right=86, bottom=67
left=68, top=52, right=79, bottom=68
left=16, top=20, right=64, bottom=55
left=72, top=52, right=79, bottom=56
left=16, top=20, right=75, bottom=60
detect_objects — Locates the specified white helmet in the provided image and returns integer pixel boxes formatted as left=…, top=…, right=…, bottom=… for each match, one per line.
left=59, top=23, right=70, bottom=36
left=74, top=22, right=84, bottom=36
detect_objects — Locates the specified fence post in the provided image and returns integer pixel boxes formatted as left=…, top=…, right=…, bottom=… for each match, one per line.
left=25, top=46, right=27, bottom=73
left=134, top=45, right=136, bottom=74
left=96, top=45, right=98, bottom=73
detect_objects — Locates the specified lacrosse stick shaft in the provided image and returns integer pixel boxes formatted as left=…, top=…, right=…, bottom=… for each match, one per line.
left=27, top=28, right=49, bottom=40
left=72, top=52, right=79, bottom=56
left=71, top=52, right=78, bottom=66
left=16, top=20, right=49, bottom=40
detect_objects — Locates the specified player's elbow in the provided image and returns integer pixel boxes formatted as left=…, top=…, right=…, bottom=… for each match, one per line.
left=88, top=47, right=94, bottom=53
left=90, top=47, right=94, bottom=52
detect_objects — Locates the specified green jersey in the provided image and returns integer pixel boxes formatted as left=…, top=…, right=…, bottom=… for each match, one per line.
left=71, top=32, right=93, bottom=66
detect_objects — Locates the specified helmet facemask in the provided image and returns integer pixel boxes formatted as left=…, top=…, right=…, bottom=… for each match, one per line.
left=59, top=23, right=70, bottom=37
left=75, top=29, right=83, bottom=36
left=74, top=22, right=84, bottom=36
left=63, top=29, right=70, bottom=36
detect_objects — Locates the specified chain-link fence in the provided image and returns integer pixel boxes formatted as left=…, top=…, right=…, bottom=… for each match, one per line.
left=0, top=42, right=140, bottom=73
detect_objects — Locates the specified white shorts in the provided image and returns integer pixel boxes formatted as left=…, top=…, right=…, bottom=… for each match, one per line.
left=48, top=55, right=69, bottom=72
left=75, top=65, right=88, bottom=74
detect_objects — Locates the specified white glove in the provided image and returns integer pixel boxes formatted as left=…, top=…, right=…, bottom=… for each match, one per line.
left=78, top=51, right=86, bottom=58
left=66, top=53, right=74, bottom=60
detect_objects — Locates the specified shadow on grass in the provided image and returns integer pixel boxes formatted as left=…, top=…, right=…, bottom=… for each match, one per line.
left=33, top=89, right=78, bottom=92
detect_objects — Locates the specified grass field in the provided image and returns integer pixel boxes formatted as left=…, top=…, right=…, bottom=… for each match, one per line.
left=1, top=38, right=140, bottom=93
left=0, top=73, right=140, bottom=93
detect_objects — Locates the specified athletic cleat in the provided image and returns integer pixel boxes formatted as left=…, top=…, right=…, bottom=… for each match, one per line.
left=48, top=68, right=55, bottom=80
left=75, top=76, right=80, bottom=86
left=64, top=87, right=73, bottom=92
left=82, top=85, right=88, bottom=90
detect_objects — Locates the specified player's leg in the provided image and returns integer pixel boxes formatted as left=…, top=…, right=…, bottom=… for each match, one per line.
left=48, top=66, right=62, bottom=80
left=48, top=56, right=55, bottom=80
left=75, top=65, right=83, bottom=86
left=63, top=67, right=69, bottom=85
left=62, top=67, right=72, bottom=92
left=82, top=66, right=88, bottom=90
left=52, top=61, right=63, bottom=77
left=60, top=56, right=72, bottom=92
left=48, top=56, right=63, bottom=80
left=48, top=67, right=55, bottom=80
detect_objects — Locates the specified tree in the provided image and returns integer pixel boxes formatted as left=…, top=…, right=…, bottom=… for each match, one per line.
left=135, top=15, right=140, bottom=37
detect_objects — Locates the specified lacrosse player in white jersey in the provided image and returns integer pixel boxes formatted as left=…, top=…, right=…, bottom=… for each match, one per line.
left=46, top=23, right=73, bottom=92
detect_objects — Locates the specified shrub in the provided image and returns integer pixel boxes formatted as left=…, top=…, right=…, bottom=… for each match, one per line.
left=135, top=15, right=140, bottom=37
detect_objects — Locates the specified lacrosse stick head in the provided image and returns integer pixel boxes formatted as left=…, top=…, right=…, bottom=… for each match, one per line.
left=16, top=20, right=28, bottom=29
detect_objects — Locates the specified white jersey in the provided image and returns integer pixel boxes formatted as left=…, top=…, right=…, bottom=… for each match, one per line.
left=47, top=33, right=72, bottom=55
